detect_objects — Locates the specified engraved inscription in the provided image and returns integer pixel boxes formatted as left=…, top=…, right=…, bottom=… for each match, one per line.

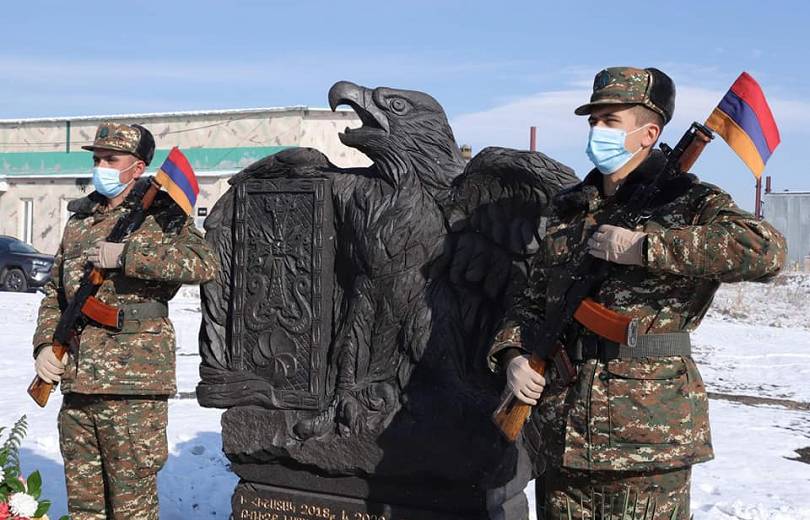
left=235, top=487, right=402, bottom=520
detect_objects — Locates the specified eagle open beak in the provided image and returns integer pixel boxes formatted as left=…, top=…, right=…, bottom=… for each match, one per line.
left=328, top=81, right=390, bottom=134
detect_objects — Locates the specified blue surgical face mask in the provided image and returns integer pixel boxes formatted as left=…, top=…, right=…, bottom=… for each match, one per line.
left=91, top=162, right=138, bottom=198
left=585, top=124, right=650, bottom=175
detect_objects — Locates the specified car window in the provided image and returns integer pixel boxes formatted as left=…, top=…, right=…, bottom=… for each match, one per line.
left=8, top=241, right=38, bottom=253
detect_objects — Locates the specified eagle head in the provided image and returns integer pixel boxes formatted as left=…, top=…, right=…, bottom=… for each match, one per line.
left=328, top=81, right=464, bottom=190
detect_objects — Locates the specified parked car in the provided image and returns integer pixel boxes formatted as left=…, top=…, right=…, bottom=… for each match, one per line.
left=0, top=236, right=54, bottom=292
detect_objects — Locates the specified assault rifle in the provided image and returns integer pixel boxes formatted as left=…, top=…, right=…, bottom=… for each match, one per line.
left=27, top=179, right=161, bottom=407
left=492, top=122, right=714, bottom=442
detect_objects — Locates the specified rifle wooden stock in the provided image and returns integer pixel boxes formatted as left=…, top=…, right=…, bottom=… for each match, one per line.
left=491, top=354, right=546, bottom=442
left=678, top=125, right=713, bottom=173
left=27, top=341, right=70, bottom=408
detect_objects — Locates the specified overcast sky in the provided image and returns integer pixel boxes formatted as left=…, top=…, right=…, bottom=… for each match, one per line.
left=2, top=0, right=808, bottom=209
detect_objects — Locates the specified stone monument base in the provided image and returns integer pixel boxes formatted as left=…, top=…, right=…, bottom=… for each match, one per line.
left=231, top=463, right=505, bottom=520
left=233, top=482, right=482, bottom=520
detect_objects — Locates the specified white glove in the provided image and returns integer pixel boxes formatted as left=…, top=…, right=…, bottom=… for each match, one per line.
left=507, top=355, right=546, bottom=405
left=588, top=224, right=647, bottom=266
left=35, top=346, right=68, bottom=384
left=86, top=241, right=125, bottom=269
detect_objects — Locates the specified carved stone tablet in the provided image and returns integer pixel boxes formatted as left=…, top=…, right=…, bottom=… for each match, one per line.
left=231, top=177, right=334, bottom=410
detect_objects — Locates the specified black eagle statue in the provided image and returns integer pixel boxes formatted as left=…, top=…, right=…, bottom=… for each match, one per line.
left=197, top=81, right=578, bottom=511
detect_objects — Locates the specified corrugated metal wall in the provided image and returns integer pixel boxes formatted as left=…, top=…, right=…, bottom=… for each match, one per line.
left=763, top=192, right=810, bottom=264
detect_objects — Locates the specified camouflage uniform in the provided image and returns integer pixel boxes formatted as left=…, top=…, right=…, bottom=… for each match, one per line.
left=489, top=69, right=786, bottom=519
left=33, top=123, right=219, bottom=519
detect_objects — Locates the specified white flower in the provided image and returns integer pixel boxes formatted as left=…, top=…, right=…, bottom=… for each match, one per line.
left=9, top=491, right=38, bottom=518
left=0, top=466, right=5, bottom=481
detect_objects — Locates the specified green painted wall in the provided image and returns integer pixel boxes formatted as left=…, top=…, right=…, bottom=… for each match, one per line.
left=0, top=146, right=292, bottom=177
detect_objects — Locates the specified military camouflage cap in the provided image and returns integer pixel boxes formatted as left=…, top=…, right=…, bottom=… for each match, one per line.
left=575, top=67, right=676, bottom=124
left=82, top=122, right=156, bottom=165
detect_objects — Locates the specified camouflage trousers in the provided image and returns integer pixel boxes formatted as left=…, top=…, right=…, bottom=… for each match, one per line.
left=537, top=466, right=691, bottom=520
left=58, top=393, right=169, bottom=520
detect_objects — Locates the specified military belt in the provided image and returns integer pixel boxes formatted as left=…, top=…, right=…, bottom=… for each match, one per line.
left=64, top=393, right=170, bottom=406
left=575, top=332, right=691, bottom=362
left=120, top=301, right=169, bottom=320
left=618, top=332, right=691, bottom=358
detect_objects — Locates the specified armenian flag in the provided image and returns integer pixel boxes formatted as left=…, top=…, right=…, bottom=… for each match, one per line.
left=154, top=147, right=199, bottom=215
left=705, top=72, right=780, bottom=178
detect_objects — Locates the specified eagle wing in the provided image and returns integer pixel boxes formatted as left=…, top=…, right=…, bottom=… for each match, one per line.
left=431, top=146, right=579, bottom=375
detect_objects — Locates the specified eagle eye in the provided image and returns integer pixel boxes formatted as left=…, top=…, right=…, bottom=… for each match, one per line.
left=389, top=97, right=409, bottom=114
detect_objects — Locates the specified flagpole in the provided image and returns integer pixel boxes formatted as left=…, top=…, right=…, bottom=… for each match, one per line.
left=755, top=176, right=763, bottom=219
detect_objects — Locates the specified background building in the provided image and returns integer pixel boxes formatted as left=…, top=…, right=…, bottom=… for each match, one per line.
left=763, top=191, right=810, bottom=268
left=0, top=107, right=368, bottom=254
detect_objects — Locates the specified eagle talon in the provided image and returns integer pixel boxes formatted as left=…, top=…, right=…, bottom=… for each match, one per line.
left=361, top=381, right=398, bottom=412
left=336, top=392, right=363, bottom=436
left=293, top=401, right=337, bottom=440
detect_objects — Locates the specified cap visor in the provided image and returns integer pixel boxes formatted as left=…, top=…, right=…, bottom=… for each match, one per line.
left=81, top=144, right=134, bottom=154
left=574, top=100, right=638, bottom=116
left=574, top=103, right=594, bottom=116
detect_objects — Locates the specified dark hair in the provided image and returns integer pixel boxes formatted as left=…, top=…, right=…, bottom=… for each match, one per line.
left=631, top=105, right=664, bottom=132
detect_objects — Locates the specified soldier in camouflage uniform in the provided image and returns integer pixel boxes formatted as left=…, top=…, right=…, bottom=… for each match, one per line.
left=488, top=68, right=786, bottom=519
left=32, top=123, right=219, bottom=519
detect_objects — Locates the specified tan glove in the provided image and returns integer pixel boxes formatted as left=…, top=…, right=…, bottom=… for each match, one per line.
left=86, top=241, right=125, bottom=269
left=506, top=354, right=546, bottom=405
left=35, top=346, right=68, bottom=384
left=587, top=224, right=647, bottom=266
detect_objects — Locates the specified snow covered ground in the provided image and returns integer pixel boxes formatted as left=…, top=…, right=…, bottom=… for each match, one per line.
left=1, top=275, right=808, bottom=519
